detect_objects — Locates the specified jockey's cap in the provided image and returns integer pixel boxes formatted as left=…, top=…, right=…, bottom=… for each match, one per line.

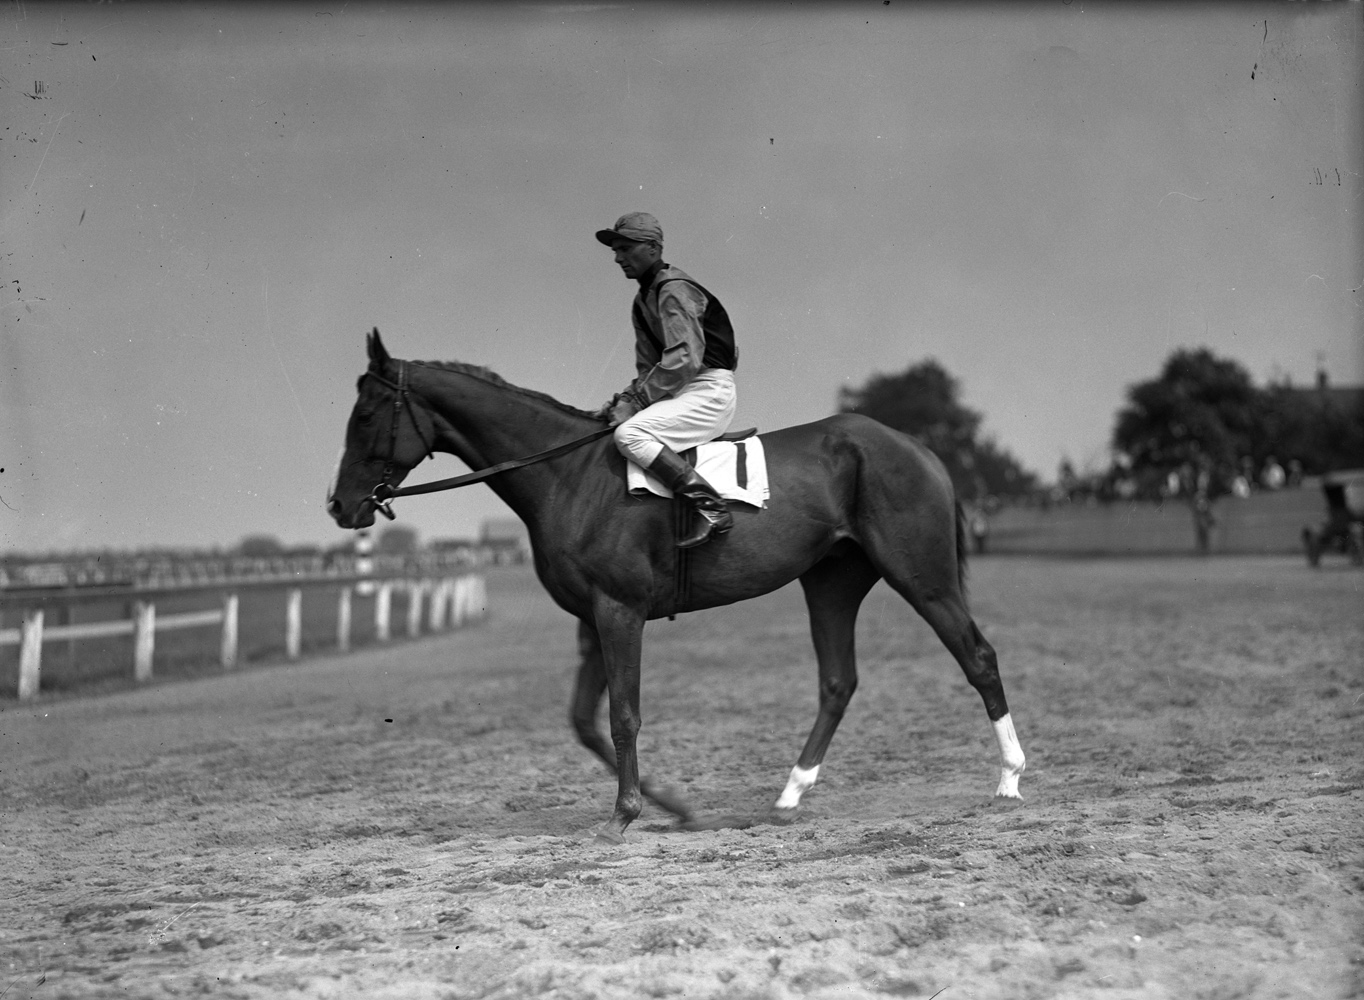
left=595, top=212, right=663, bottom=247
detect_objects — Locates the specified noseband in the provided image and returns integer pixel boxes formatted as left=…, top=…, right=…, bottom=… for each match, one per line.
left=363, top=361, right=435, bottom=520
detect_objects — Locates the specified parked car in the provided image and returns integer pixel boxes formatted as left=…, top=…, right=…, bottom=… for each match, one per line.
left=1302, top=469, right=1364, bottom=567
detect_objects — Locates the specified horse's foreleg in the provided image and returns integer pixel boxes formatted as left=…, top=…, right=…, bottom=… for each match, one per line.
left=775, top=547, right=880, bottom=821
left=591, top=595, right=648, bottom=844
left=570, top=619, right=693, bottom=823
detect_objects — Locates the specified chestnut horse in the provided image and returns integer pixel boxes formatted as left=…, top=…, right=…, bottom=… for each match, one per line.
left=327, top=330, right=1024, bottom=844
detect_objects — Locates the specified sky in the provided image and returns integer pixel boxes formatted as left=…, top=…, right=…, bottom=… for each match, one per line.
left=2, top=1, right=1360, bottom=555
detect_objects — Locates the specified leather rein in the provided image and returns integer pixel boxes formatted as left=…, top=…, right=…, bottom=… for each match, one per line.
left=361, top=362, right=614, bottom=520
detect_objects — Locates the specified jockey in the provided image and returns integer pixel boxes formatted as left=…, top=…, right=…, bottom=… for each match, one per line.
left=595, top=212, right=739, bottom=548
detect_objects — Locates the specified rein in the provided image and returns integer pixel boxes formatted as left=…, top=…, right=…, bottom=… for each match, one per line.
left=362, top=363, right=614, bottom=520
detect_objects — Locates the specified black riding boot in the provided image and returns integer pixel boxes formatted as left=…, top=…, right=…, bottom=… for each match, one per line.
left=647, top=447, right=734, bottom=549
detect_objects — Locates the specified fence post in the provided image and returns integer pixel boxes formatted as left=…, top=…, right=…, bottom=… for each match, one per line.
left=286, top=588, right=302, bottom=660
left=449, top=577, right=462, bottom=626
left=406, top=581, right=425, bottom=638
left=472, top=575, right=487, bottom=619
left=375, top=583, right=392, bottom=642
left=221, top=593, right=239, bottom=669
left=18, top=609, right=44, bottom=700
left=429, top=578, right=449, bottom=631
left=337, top=586, right=352, bottom=652
left=446, top=577, right=459, bottom=625
left=133, top=601, right=155, bottom=682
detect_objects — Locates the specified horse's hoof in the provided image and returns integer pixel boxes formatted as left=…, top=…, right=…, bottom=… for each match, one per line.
left=593, top=828, right=626, bottom=846
left=769, top=806, right=800, bottom=826
left=995, top=771, right=1024, bottom=800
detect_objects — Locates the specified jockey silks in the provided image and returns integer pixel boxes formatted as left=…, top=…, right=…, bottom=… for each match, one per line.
left=629, top=263, right=738, bottom=406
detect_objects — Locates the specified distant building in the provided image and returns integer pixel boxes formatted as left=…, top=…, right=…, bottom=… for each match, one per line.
left=428, top=537, right=481, bottom=567
left=1283, top=368, right=1364, bottom=414
left=1270, top=369, right=1364, bottom=475
left=429, top=537, right=477, bottom=553
left=479, top=518, right=531, bottom=564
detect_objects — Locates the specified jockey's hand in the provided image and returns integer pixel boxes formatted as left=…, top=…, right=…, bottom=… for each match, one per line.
left=607, top=395, right=641, bottom=427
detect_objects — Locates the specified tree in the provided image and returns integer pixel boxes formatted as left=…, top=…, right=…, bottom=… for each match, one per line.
left=1112, top=348, right=1263, bottom=496
left=837, top=359, right=1036, bottom=499
left=972, top=436, right=1039, bottom=499
left=1111, top=348, right=1263, bottom=552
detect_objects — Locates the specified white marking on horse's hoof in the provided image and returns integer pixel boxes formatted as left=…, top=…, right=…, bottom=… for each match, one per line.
left=995, top=772, right=1024, bottom=799
left=991, top=714, right=1026, bottom=799
left=774, top=764, right=819, bottom=810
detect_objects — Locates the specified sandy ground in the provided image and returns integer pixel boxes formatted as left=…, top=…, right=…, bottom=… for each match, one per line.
left=2, top=556, right=1361, bottom=1000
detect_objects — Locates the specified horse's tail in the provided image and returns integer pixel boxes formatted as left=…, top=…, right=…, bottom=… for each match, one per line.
left=954, top=499, right=970, bottom=605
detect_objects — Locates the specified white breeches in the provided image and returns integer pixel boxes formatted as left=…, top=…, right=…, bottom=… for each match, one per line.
left=613, top=369, right=737, bottom=468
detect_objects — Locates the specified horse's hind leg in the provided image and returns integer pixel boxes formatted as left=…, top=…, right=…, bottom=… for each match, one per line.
left=569, top=619, right=615, bottom=768
left=773, top=542, right=881, bottom=820
left=860, top=485, right=1024, bottom=798
left=893, top=584, right=1025, bottom=799
left=569, top=618, right=693, bottom=824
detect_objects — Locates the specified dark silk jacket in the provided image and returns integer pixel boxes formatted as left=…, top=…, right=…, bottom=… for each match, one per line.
left=628, top=262, right=738, bottom=405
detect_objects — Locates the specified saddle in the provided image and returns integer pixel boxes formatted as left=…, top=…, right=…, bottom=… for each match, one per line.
left=625, top=428, right=768, bottom=621
left=626, top=429, right=769, bottom=510
left=715, top=427, right=758, bottom=442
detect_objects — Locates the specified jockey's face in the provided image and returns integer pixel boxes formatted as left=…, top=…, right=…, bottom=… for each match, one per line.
left=611, top=238, right=660, bottom=280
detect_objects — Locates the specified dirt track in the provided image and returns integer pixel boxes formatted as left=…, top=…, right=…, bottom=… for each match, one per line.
left=2, top=557, right=1361, bottom=999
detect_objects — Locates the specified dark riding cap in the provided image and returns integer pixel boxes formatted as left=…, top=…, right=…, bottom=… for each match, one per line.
left=595, top=212, right=663, bottom=247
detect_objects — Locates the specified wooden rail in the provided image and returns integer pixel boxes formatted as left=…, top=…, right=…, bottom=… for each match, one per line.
left=0, top=573, right=487, bottom=701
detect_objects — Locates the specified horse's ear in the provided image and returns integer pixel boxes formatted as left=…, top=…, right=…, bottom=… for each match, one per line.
left=367, top=328, right=390, bottom=369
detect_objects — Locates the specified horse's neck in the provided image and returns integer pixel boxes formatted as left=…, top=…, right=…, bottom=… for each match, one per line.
left=418, top=366, right=603, bottom=517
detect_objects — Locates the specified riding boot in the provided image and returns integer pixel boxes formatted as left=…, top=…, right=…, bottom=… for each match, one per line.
left=647, top=446, right=734, bottom=549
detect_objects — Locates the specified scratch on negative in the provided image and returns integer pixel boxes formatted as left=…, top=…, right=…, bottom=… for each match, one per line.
left=151, top=901, right=201, bottom=942
left=1157, top=191, right=1205, bottom=207
left=27, top=111, right=70, bottom=194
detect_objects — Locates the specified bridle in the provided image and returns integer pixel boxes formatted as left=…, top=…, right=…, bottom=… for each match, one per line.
left=361, top=361, right=436, bottom=520
left=357, top=360, right=614, bottom=520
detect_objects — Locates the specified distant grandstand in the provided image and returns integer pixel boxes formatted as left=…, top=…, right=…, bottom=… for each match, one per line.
left=0, top=539, right=499, bottom=591
left=478, top=518, right=531, bottom=564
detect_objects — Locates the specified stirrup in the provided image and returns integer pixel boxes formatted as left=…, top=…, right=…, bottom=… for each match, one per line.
left=678, top=506, right=733, bottom=549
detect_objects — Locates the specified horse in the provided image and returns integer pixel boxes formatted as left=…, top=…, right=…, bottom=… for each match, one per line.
left=326, top=330, right=1025, bottom=844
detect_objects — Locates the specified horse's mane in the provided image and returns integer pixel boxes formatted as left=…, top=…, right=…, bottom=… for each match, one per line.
left=413, top=359, right=601, bottom=421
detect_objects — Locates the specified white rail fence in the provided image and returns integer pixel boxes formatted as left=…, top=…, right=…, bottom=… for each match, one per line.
left=0, top=574, right=487, bottom=701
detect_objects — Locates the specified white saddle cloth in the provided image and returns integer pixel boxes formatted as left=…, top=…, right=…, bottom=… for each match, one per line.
left=626, top=436, right=770, bottom=509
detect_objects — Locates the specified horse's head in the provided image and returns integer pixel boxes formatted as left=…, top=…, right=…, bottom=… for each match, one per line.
left=326, top=329, right=437, bottom=529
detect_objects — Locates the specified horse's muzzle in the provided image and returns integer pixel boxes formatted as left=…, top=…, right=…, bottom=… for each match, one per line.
left=326, top=495, right=377, bottom=531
